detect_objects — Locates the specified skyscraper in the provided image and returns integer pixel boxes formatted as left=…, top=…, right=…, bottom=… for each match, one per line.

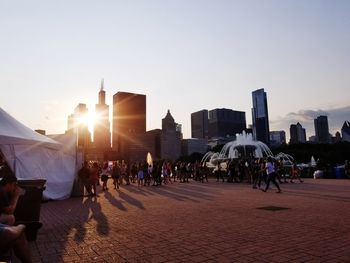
left=191, top=110, right=208, bottom=139
left=341, top=121, right=350, bottom=142
left=289, top=122, right=306, bottom=144
left=67, top=103, right=91, bottom=148
left=191, top=108, right=245, bottom=139
left=314, top=115, right=330, bottom=143
left=251, top=88, right=270, bottom=144
left=93, top=80, right=111, bottom=149
left=161, top=110, right=182, bottom=161
left=270, top=130, right=286, bottom=146
left=112, top=92, right=146, bottom=158
left=208, top=108, right=246, bottom=138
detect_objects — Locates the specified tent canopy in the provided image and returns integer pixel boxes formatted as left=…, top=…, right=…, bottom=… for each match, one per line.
left=0, top=108, right=60, bottom=147
left=0, top=107, right=76, bottom=200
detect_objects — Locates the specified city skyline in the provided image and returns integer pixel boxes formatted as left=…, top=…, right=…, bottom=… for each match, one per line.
left=1, top=1, right=349, bottom=141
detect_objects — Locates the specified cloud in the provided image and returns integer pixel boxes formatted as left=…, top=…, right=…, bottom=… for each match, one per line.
left=270, top=105, right=350, bottom=138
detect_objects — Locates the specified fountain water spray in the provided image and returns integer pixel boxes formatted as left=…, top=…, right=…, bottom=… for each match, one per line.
left=146, top=152, right=153, bottom=166
left=201, top=131, right=274, bottom=168
left=219, top=131, right=273, bottom=159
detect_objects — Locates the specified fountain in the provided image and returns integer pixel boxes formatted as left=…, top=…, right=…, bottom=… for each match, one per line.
left=219, top=131, right=273, bottom=159
left=310, top=156, right=316, bottom=167
left=146, top=152, right=153, bottom=166
left=200, top=151, right=226, bottom=168
left=275, top=152, right=294, bottom=167
left=200, top=131, right=274, bottom=169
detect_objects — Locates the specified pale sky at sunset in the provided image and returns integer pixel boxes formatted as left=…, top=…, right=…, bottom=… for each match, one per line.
left=1, top=0, right=349, bottom=141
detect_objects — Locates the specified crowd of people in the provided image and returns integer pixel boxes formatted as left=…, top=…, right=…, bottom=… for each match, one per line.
left=77, top=156, right=305, bottom=196
left=0, top=154, right=305, bottom=262
left=78, top=160, right=205, bottom=196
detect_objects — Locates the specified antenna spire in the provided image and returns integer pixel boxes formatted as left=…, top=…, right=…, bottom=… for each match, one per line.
left=100, top=78, right=104, bottom=91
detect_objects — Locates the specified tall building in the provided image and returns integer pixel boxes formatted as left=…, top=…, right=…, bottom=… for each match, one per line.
left=181, top=138, right=207, bottom=156
left=208, top=108, right=246, bottom=138
left=67, top=103, right=91, bottom=148
left=191, top=108, right=246, bottom=139
left=251, top=88, right=270, bottom=145
left=289, top=122, right=306, bottom=144
left=333, top=131, right=342, bottom=143
left=341, top=121, right=350, bottom=142
left=314, top=115, right=330, bottom=143
left=269, top=130, right=286, bottom=146
left=112, top=92, right=146, bottom=159
left=160, top=110, right=182, bottom=161
left=93, top=80, right=111, bottom=149
left=191, top=110, right=209, bottom=139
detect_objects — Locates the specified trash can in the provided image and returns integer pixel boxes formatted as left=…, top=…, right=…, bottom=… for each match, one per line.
left=334, top=167, right=345, bottom=179
left=14, top=179, right=46, bottom=241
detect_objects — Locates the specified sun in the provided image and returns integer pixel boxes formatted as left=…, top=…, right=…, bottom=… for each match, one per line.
left=79, top=110, right=96, bottom=132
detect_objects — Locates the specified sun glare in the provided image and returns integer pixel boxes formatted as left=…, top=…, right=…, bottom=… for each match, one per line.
left=79, top=111, right=96, bottom=132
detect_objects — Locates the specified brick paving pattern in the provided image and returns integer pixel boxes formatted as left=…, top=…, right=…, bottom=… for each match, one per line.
left=22, top=179, right=350, bottom=262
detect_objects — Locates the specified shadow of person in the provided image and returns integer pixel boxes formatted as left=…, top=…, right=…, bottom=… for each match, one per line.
left=118, top=191, right=145, bottom=210
left=123, top=184, right=154, bottom=197
left=72, top=197, right=90, bottom=243
left=104, top=191, right=128, bottom=211
left=150, top=186, right=199, bottom=202
left=81, top=196, right=110, bottom=236
left=160, top=184, right=215, bottom=201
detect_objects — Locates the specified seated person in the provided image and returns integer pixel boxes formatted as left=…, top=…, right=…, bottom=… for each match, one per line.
left=0, top=223, right=33, bottom=263
left=0, top=166, right=22, bottom=226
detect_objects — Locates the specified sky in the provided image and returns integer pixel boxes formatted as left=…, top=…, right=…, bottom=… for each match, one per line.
left=1, top=0, right=349, bottom=141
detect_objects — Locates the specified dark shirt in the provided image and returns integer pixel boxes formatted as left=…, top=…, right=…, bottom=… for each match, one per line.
left=78, top=166, right=90, bottom=180
left=0, top=187, right=10, bottom=214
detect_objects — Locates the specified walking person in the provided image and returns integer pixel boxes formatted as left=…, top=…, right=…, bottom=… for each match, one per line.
left=166, top=162, right=173, bottom=184
left=345, top=160, right=350, bottom=179
left=100, top=162, right=110, bottom=191
left=137, top=163, right=144, bottom=188
left=90, top=162, right=99, bottom=196
left=130, top=163, right=137, bottom=184
left=111, top=161, right=120, bottom=190
left=155, top=162, right=163, bottom=186
left=145, top=164, right=152, bottom=186
left=262, top=157, right=281, bottom=193
left=200, top=164, right=209, bottom=183
left=162, top=162, right=168, bottom=184
left=215, top=162, right=224, bottom=182
left=290, top=160, right=303, bottom=183
left=253, top=158, right=266, bottom=189
left=78, top=161, right=92, bottom=195
left=151, top=161, right=159, bottom=186
left=121, top=160, right=129, bottom=185
left=277, top=157, right=288, bottom=183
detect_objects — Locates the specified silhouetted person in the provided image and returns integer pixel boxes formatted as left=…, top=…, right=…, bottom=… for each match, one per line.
left=78, top=161, right=92, bottom=195
left=262, top=157, right=281, bottom=193
left=0, top=167, right=22, bottom=225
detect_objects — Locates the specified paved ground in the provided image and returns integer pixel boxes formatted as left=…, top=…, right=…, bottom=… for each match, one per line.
left=22, top=178, right=350, bottom=262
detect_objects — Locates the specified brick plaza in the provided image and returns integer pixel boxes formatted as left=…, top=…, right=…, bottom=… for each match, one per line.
left=26, top=179, right=350, bottom=262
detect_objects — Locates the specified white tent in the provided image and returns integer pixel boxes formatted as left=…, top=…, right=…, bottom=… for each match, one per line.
left=0, top=107, right=76, bottom=200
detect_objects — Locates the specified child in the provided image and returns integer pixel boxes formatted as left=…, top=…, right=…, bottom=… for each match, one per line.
left=137, top=163, right=144, bottom=187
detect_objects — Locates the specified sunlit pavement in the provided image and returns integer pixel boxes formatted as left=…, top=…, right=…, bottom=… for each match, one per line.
left=24, top=178, right=350, bottom=262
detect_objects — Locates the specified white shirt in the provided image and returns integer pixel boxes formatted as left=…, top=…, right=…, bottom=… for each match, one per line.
left=266, top=162, right=275, bottom=175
